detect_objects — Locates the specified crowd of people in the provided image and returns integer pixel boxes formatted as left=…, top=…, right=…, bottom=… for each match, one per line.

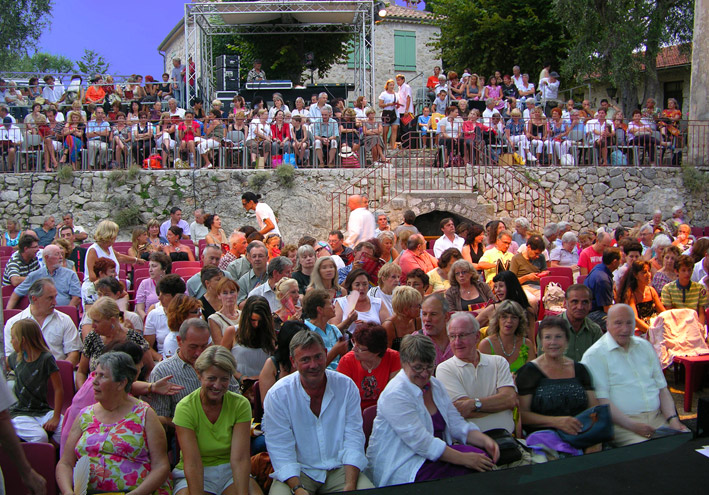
left=0, top=59, right=687, bottom=173
left=0, top=189, right=705, bottom=494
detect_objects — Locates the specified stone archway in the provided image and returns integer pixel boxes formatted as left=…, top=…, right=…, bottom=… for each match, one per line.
left=386, top=191, right=498, bottom=232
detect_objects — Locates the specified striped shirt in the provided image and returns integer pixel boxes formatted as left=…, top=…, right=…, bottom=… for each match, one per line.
left=2, top=251, right=40, bottom=286
left=147, top=351, right=240, bottom=419
left=660, top=280, right=708, bottom=311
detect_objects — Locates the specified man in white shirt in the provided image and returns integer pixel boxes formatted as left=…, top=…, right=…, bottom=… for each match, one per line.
left=167, top=97, right=186, bottom=119
left=539, top=71, right=560, bottom=101
left=1, top=116, right=23, bottom=170
left=42, top=75, right=65, bottom=103
left=437, top=313, right=517, bottom=433
left=263, top=330, right=373, bottom=495
left=308, top=92, right=329, bottom=124
left=189, top=208, right=209, bottom=243
left=511, top=66, right=524, bottom=90
left=581, top=304, right=689, bottom=446
left=344, top=194, right=375, bottom=247
left=247, top=256, right=293, bottom=312
left=3, top=278, right=82, bottom=366
left=160, top=206, right=191, bottom=239
left=433, top=217, right=464, bottom=258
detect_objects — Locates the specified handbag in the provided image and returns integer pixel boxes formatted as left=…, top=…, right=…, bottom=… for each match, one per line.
left=484, top=428, right=523, bottom=465
left=557, top=404, right=613, bottom=448
left=400, top=112, right=414, bottom=126
left=381, top=109, right=397, bottom=125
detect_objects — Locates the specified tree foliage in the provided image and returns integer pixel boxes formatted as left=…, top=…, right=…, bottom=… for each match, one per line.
left=4, top=51, right=74, bottom=73
left=554, top=0, right=693, bottom=114
left=0, top=0, right=52, bottom=67
left=426, top=0, right=571, bottom=78
left=214, top=31, right=352, bottom=85
left=75, top=49, right=111, bottom=75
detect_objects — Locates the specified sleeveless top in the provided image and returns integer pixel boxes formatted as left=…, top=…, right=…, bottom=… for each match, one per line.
left=169, top=251, right=190, bottom=262
left=530, top=123, right=545, bottom=138
left=84, top=243, right=119, bottom=275
left=489, top=342, right=530, bottom=373
left=293, top=126, right=305, bottom=141
left=4, top=231, right=20, bottom=247
left=336, top=295, right=383, bottom=335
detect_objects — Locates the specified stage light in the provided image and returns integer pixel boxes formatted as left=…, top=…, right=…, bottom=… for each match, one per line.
left=375, top=2, right=387, bottom=21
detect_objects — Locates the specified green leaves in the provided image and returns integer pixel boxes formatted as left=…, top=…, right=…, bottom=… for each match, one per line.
left=75, top=49, right=111, bottom=75
left=0, top=0, right=52, bottom=67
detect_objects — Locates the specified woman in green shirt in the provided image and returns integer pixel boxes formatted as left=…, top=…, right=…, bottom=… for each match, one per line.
left=173, top=345, right=262, bottom=495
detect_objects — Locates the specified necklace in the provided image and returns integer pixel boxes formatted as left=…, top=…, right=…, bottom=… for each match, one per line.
left=497, top=335, right=517, bottom=357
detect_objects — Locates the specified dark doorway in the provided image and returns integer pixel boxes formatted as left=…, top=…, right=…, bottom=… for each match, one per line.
left=663, top=81, right=683, bottom=110
left=414, top=210, right=477, bottom=238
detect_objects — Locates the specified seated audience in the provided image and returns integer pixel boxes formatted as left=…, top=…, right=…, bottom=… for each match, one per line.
left=135, top=251, right=172, bottom=321
left=337, top=322, right=401, bottom=412
left=366, top=334, right=499, bottom=487
left=172, top=346, right=261, bottom=495
left=428, top=248, right=463, bottom=293
left=584, top=247, right=622, bottom=331
left=198, top=265, right=225, bottom=321
left=263, top=331, right=375, bottom=494
left=397, top=234, right=438, bottom=283
left=272, top=277, right=302, bottom=331
left=2, top=234, right=40, bottom=287
left=307, top=256, right=347, bottom=300
left=383, top=285, right=423, bottom=351
left=433, top=218, right=465, bottom=258
left=143, top=274, right=187, bottom=358
left=437, top=313, right=517, bottom=434
left=548, top=232, right=579, bottom=268
left=367, top=262, right=402, bottom=316
left=162, top=294, right=204, bottom=359
left=57, top=352, right=172, bottom=495
left=476, top=271, right=536, bottom=340
left=479, top=300, right=536, bottom=373
left=661, top=254, right=708, bottom=325
left=479, top=230, right=515, bottom=284
left=517, top=316, right=600, bottom=452
left=222, top=296, right=276, bottom=378
left=333, top=269, right=391, bottom=337
left=3, top=278, right=82, bottom=365
left=207, top=277, right=241, bottom=344
left=581, top=304, right=689, bottom=446
left=618, top=261, right=665, bottom=334
left=445, top=259, right=494, bottom=312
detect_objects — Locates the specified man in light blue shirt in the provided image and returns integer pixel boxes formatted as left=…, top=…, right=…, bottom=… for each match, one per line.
left=313, top=106, right=339, bottom=167
left=86, top=107, right=111, bottom=168
left=7, top=245, right=81, bottom=308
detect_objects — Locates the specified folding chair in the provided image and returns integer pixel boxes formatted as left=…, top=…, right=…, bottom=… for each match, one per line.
left=546, top=266, right=573, bottom=282
left=47, top=359, right=76, bottom=413
left=538, top=275, right=572, bottom=319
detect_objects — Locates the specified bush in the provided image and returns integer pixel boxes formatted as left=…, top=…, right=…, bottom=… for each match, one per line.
left=56, top=165, right=74, bottom=182
left=248, top=171, right=270, bottom=191
left=114, top=205, right=143, bottom=228
left=274, top=164, right=296, bottom=188
left=682, top=165, right=709, bottom=195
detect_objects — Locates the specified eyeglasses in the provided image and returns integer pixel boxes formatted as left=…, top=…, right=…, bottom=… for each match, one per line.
left=448, top=332, right=475, bottom=341
left=409, top=363, right=435, bottom=374
left=454, top=271, right=470, bottom=277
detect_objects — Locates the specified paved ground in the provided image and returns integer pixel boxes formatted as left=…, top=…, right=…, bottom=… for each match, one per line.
left=666, top=366, right=708, bottom=422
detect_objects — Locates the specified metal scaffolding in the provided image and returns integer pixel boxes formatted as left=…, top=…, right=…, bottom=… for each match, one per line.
left=183, top=1, right=376, bottom=104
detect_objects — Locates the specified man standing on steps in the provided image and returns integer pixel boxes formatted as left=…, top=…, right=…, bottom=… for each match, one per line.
left=344, top=195, right=375, bottom=247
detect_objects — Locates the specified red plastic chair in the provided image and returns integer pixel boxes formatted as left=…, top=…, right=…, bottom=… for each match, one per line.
left=691, top=227, right=704, bottom=239
left=538, top=276, right=572, bottom=319
left=133, top=267, right=150, bottom=280
left=76, top=271, right=84, bottom=283
left=362, top=405, right=377, bottom=449
left=0, top=246, right=14, bottom=256
left=174, top=266, right=202, bottom=279
left=704, top=226, right=709, bottom=237
left=577, top=274, right=587, bottom=284
left=673, top=355, right=709, bottom=412
left=3, top=294, right=29, bottom=310
left=0, top=442, right=57, bottom=495
left=546, top=266, right=573, bottom=282
left=47, top=359, right=76, bottom=413
left=2, top=308, right=22, bottom=324
left=56, top=305, right=80, bottom=328
left=1, top=284, right=15, bottom=297
left=172, top=260, right=202, bottom=270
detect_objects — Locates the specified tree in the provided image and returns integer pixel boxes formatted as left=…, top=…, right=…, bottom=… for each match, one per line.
left=4, top=51, right=74, bottom=73
left=0, top=0, right=52, bottom=67
left=75, top=49, right=111, bottom=75
left=426, top=0, right=571, bottom=78
left=554, top=0, right=693, bottom=114
left=214, top=31, right=352, bottom=85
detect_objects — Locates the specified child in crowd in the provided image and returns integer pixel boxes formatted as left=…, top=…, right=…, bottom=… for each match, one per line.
left=290, top=115, right=309, bottom=167
left=7, top=319, right=63, bottom=443
left=418, top=106, right=431, bottom=148
left=178, top=110, right=202, bottom=167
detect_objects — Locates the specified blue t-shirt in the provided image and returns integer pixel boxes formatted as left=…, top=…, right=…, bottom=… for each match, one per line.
left=418, top=115, right=431, bottom=135
left=304, top=319, right=343, bottom=370
left=585, top=263, right=614, bottom=312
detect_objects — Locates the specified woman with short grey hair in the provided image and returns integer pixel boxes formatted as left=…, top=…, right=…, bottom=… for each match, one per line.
left=366, top=333, right=499, bottom=487
left=293, top=244, right=317, bottom=294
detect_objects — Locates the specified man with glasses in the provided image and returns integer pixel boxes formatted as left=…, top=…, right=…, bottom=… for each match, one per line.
left=237, top=241, right=269, bottom=307
left=2, top=234, right=40, bottom=286
left=437, top=312, right=517, bottom=433
left=479, top=230, right=514, bottom=284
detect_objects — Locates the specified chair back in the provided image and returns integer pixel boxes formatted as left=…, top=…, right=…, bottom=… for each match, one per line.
left=363, top=404, right=377, bottom=448
left=56, top=305, right=80, bottom=328
left=539, top=275, right=572, bottom=319
left=174, top=266, right=202, bottom=279
left=2, top=308, right=22, bottom=325
left=0, top=246, right=15, bottom=256
left=546, top=266, right=573, bottom=282
left=172, top=260, right=202, bottom=270
left=0, top=442, right=57, bottom=495
left=47, top=359, right=76, bottom=413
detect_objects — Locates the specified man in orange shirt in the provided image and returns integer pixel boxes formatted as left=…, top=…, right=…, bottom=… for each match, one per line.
left=398, top=234, right=438, bottom=283
left=426, top=66, right=442, bottom=101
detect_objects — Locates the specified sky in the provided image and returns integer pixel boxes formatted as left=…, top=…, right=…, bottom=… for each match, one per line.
left=37, top=0, right=425, bottom=77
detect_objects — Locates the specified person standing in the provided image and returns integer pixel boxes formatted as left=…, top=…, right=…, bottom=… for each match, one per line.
left=344, top=195, right=375, bottom=247
left=242, top=192, right=280, bottom=236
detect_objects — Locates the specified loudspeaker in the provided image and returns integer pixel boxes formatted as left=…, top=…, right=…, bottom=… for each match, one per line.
left=216, top=68, right=239, bottom=91
left=216, top=55, right=240, bottom=69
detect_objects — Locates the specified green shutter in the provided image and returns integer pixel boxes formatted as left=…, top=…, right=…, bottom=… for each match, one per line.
left=394, top=30, right=416, bottom=71
left=347, top=41, right=370, bottom=69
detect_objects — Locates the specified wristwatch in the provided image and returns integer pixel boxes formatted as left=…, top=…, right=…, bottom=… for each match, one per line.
left=291, top=484, right=306, bottom=495
left=473, top=397, right=483, bottom=411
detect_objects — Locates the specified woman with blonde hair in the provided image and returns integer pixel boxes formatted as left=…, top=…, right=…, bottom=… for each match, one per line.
left=85, top=220, right=146, bottom=281
left=272, top=277, right=301, bottom=331
left=368, top=262, right=402, bottom=316
left=445, top=259, right=493, bottom=312
left=382, top=285, right=423, bottom=350
left=128, top=226, right=150, bottom=261
left=364, top=107, right=386, bottom=163
left=379, top=79, right=400, bottom=148
left=307, top=256, right=347, bottom=300
left=479, top=299, right=536, bottom=373
left=76, top=297, right=152, bottom=388
left=162, top=294, right=203, bottom=359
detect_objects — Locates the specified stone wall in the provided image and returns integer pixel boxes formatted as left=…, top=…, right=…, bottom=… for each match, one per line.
left=0, top=166, right=706, bottom=243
